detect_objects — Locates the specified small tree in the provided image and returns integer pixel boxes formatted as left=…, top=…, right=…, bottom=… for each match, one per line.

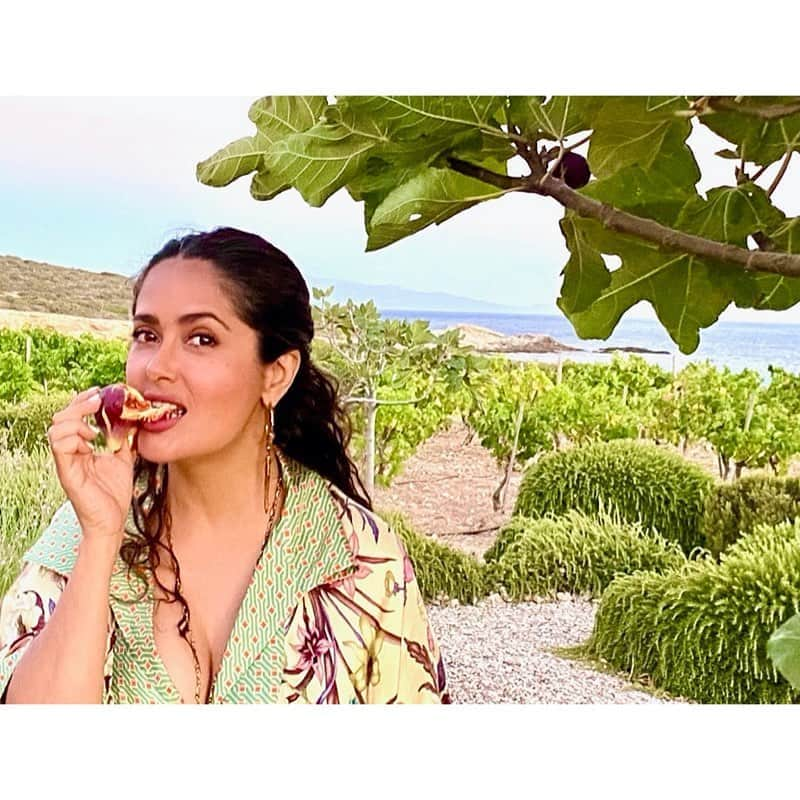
left=311, top=287, right=479, bottom=496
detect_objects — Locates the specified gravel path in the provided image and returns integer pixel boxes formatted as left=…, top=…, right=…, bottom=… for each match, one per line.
left=427, top=594, right=682, bottom=704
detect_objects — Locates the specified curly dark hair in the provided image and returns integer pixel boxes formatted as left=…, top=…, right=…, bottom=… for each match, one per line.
left=119, top=227, right=371, bottom=693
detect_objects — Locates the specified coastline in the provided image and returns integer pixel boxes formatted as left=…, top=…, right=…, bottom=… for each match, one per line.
left=437, top=323, right=671, bottom=358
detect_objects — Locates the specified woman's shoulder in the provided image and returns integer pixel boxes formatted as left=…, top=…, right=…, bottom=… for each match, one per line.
left=22, top=501, right=84, bottom=576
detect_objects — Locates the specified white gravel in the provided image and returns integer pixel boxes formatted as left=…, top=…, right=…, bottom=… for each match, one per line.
left=426, top=594, right=682, bottom=704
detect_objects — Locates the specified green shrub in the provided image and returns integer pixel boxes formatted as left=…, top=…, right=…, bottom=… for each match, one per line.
left=0, top=390, right=73, bottom=454
left=483, top=517, right=531, bottom=564
left=0, top=445, right=66, bottom=597
left=702, top=475, right=800, bottom=558
left=582, top=520, right=800, bottom=704
left=381, top=509, right=489, bottom=604
left=514, top=440, right=714, bottom=554
left=485, top=510, right=686, bottom=600
left=0, top=326, right=126, bottom=401
left=0, top=351, right=38, bottom=402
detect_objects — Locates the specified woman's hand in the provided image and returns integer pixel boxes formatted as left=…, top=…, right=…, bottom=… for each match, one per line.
left=47, top=387, right=137, bottom=543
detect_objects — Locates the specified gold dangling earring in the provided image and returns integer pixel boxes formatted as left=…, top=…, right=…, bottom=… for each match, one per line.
left=264, top=402, right=274, bottom=514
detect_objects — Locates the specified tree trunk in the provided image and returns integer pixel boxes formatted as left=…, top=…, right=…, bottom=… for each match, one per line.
left=743, top=390, right=757, bottom=433
left=722, top=457, right=735, bottom=481
left=492, top=399, right=525, bottom=512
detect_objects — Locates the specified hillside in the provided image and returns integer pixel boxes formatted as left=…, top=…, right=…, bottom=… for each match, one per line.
left=0, top=257, right=579, bottom=352
left=0, top=255, right=136, bottom=319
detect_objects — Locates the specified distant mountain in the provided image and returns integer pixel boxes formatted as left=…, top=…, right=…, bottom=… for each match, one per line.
left=305, top=274, right=551, bottom=315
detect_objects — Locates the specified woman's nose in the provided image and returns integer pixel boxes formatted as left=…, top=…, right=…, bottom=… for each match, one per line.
left=144, top=341, right=178, bottom=382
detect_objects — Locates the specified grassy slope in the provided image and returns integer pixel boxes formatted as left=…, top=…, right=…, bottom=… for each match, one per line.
left=0, top=254, right=132, bottom=319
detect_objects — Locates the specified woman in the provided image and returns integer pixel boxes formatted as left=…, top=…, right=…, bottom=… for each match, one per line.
left=0, top=227, right=450, bottom=704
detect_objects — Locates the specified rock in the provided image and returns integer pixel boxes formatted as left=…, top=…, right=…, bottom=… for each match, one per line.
left=438, top=324, right=583, bottom=354
left=595, top=345, right=670, bottom=355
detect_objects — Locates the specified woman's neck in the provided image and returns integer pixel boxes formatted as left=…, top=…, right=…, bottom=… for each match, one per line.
left=164, top=447, right=284, bottom=546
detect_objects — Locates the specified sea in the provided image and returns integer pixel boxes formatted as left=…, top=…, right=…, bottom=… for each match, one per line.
left=382, top=310, right=800, bottom=380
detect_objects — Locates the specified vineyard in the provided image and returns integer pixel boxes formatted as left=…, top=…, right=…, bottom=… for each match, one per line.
left=4, top=320, right=800, bottom=485
left=3, top=316, right=800, bottom=702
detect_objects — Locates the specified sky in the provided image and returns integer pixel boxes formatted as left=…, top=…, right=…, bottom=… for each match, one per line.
left=1, top=17, right=799, bottom=324
left=0, top=95, right=570, bottom=311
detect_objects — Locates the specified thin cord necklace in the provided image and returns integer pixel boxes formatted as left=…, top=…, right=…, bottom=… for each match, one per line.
left=183, top=455, right=285, bottom=705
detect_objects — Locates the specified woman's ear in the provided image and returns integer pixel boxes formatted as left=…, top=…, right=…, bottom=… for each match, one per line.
left=262, top=349, right=302, bottom=407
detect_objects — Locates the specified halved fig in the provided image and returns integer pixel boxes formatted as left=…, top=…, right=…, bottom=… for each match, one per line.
left=94, top=383, right=183, bottom=452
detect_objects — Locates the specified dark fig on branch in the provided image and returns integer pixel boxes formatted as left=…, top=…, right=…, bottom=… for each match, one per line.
left=555, top=152, right=591, bottom=189
left=94, top=383, right=181, bottom=452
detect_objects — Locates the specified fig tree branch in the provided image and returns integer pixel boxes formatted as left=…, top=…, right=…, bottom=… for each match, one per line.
left=750, top=161, right=771, bottom=182
left=342, top=392, right=430, bottom=407
left=539, top=175, right=800, bottom=277
left=707, top=97, right=800, bottom=120
left=446, top=157, right=800, bottom=278
left=767, top=149, right=794, bottom=197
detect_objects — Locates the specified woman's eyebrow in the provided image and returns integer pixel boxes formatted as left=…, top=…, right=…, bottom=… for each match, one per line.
left=132, top=312, right=231, bottom=331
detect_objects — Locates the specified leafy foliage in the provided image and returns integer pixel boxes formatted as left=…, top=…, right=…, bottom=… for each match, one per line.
left=702, top=475, right=800, bottom=558
left=465, top=354, right=672, bottom=469
left=484, top=510, right=685, bottom=600
left=464, top=358, right=554, bottom=465
left=514, top=440, right=714, bottom=554
left=198, top=95, right=800, bottom=354
left=584, top=520, right=800, bottom=704
left=0, top=327, right=126, bottom=401
left=0, top=350, right=38, bottom=403
left=652, top=362, right=800, bottom=478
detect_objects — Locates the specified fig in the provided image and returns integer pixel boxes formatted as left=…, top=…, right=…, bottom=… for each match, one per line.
left=94, top=383, right=182, bottom=452
left=555, top=152, right=591, bottom=189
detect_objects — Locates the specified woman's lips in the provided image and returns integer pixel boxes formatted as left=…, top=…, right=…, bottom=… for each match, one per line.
left=140, top=413, right=184, bottom=433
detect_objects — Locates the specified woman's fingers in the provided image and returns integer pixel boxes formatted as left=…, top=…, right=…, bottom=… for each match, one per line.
left=47, top=418, right=99, bottom=448
left=52, top=389, right=101, bottom=420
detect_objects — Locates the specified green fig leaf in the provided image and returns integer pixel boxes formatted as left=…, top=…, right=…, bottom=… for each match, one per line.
left=767, top=612, right=800, bottom=689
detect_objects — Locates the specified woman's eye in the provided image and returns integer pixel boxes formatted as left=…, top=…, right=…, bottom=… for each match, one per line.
left=130, top=328, right=153, bottom=342
left=189, top=333, right=217, bottom=347
left=130, top=329, right=216, bottom=347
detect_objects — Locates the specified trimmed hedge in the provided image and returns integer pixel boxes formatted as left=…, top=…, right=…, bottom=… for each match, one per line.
left=582, top=519, right=800, bottom=704
left=381, top=509, right=490, bottom=604
left=485, top=510, right=686, bottom=600
left=514, top=440, right=714, bottom=554
left=702, top=475, right=800, bottom=558
left=0, top=390, right=73, bottom=454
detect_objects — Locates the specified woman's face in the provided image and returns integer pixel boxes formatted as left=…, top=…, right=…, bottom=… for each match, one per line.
left=126, top=256, right=267, bottom=463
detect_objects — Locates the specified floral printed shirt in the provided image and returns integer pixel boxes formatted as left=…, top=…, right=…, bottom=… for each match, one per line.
left=0, top=456, right=450, bottom=704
